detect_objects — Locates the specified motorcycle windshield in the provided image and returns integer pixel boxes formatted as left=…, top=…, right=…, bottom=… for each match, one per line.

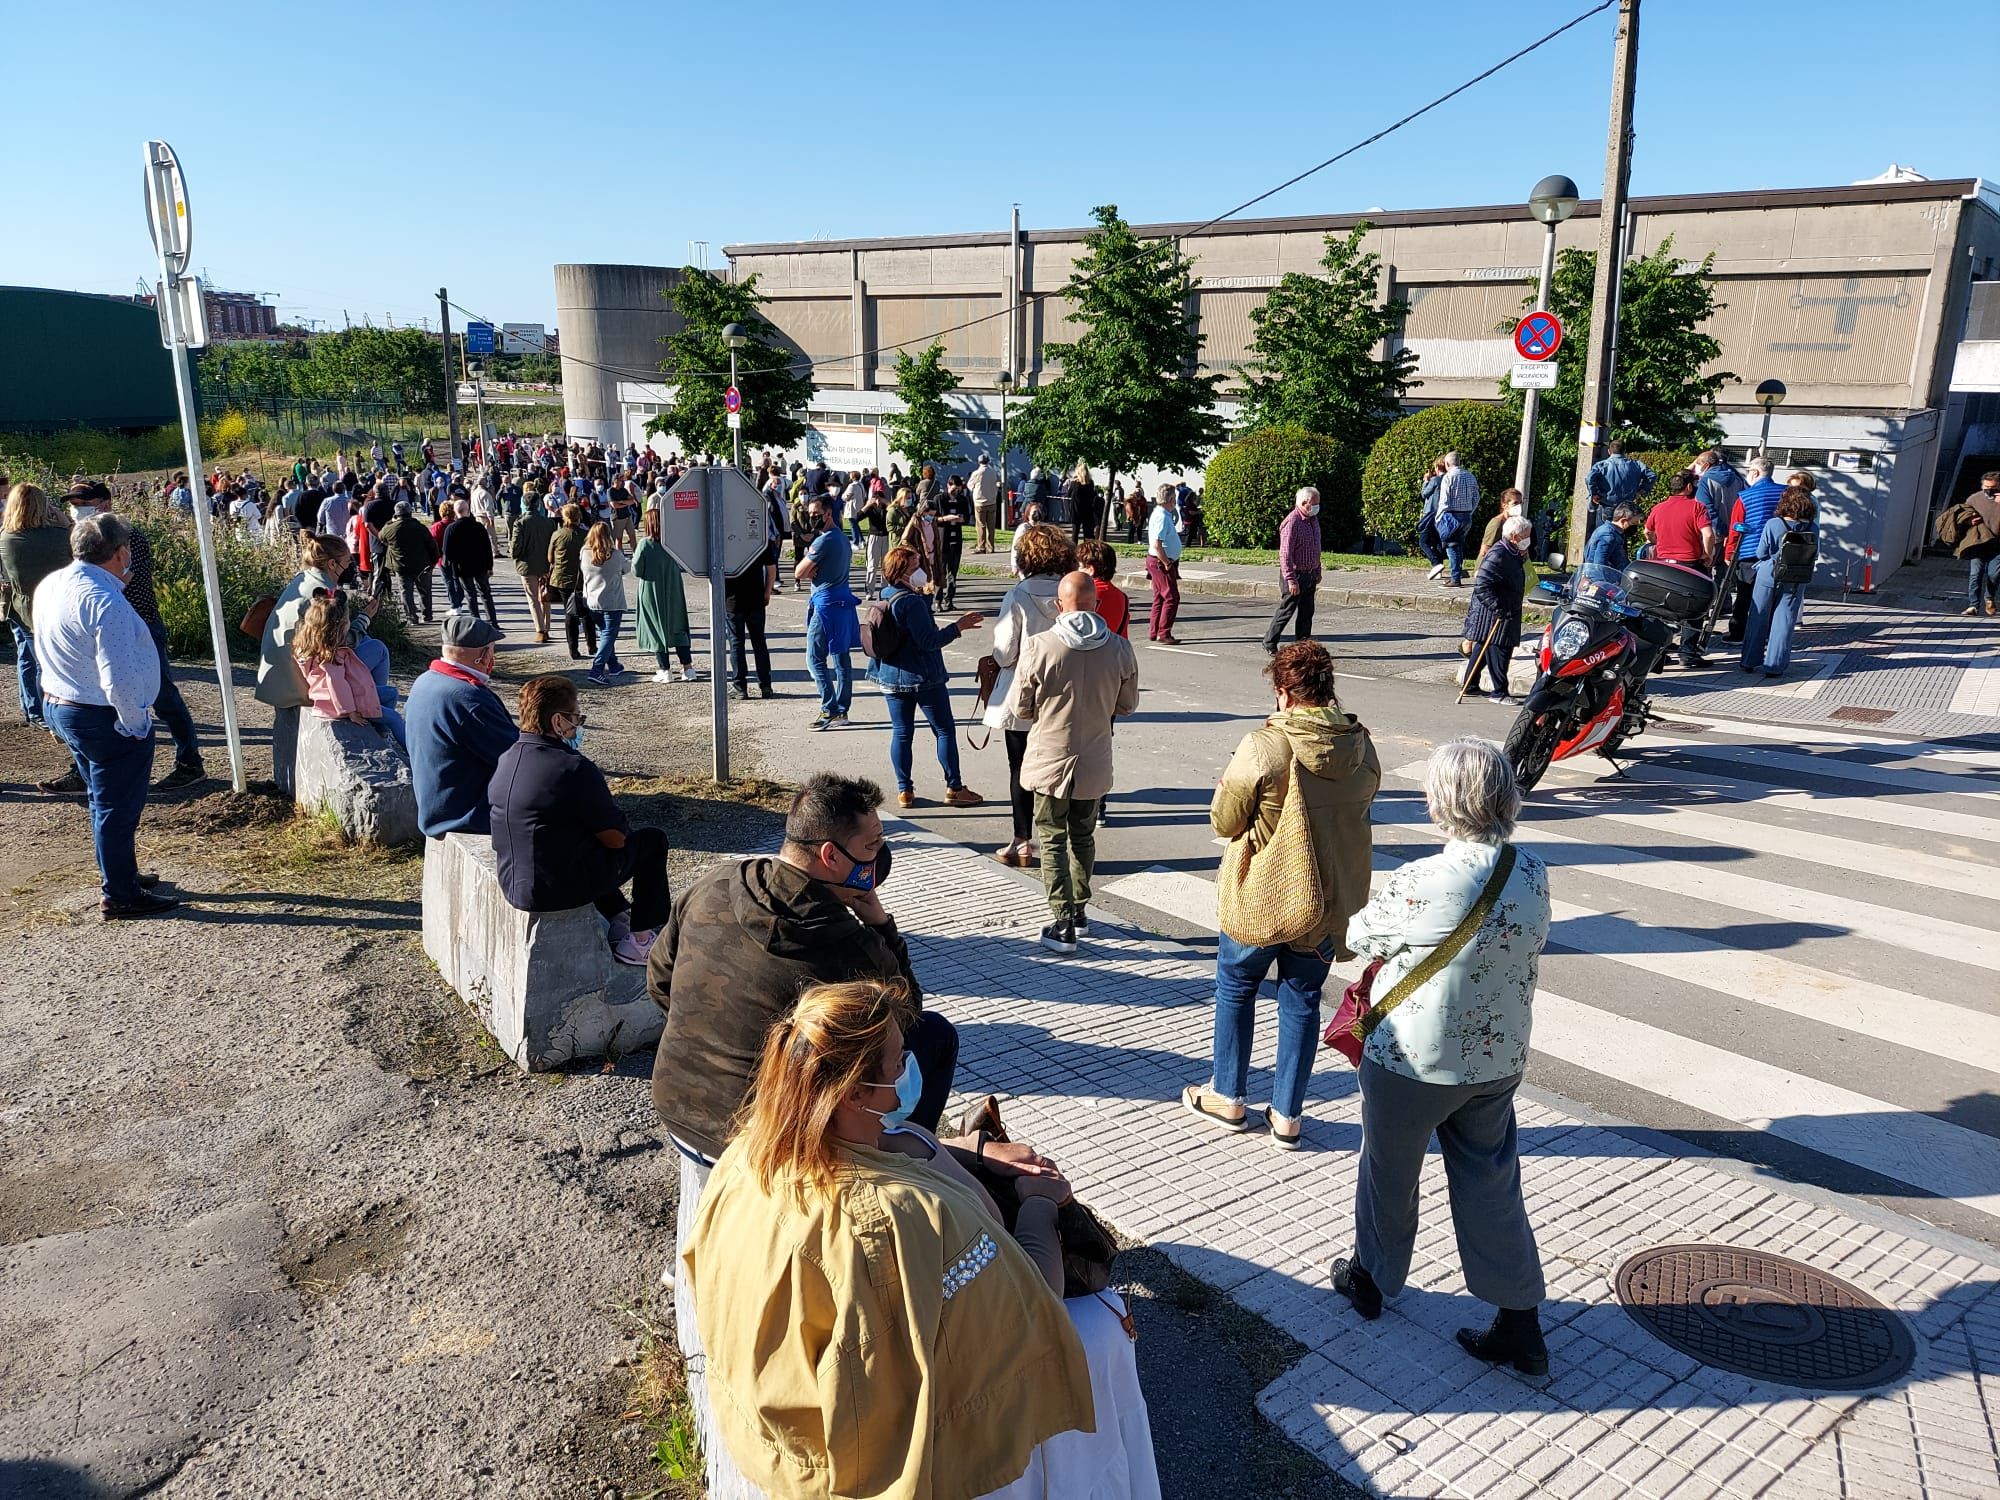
left=1571, top=562, right=1632, bottom=614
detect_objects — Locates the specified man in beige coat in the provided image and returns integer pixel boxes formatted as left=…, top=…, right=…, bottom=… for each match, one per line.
left=1006, top=571, right=1140, bottom=953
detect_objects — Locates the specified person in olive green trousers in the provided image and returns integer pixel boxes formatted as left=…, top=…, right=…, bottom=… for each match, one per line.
left=510, top=501, right=560, bottom=642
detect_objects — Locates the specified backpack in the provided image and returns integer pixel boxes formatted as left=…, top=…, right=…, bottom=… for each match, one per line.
left=859, top=596, right=906, bottom=661
left=1771, top=523, right=1818, bottom=586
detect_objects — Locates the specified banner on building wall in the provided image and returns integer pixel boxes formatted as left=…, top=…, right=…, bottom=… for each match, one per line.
left=807, top=426, right=877, bottom=472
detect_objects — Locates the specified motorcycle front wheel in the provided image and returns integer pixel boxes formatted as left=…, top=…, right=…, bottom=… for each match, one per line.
left=1504, top=704, right=1561, bottom=792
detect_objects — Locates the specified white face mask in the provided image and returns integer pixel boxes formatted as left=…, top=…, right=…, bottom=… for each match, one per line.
left=908, top=568, right=929, bottom=590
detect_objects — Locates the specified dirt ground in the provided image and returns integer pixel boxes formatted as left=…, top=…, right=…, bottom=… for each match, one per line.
left=0, top=579, right=1353, bottom=1500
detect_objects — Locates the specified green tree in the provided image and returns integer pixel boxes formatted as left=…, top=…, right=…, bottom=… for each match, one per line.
left=1499, top=237, right=1734, bottom=496
left=1239, top=223, right=1419, bottom=449
left=1360, top=400, right=1522, bottom=546
left=882, top=342, right=962, bottom=468
left=648, top=269, right=813, bottom=458
left=1009, top=205, right=1226, bottom=525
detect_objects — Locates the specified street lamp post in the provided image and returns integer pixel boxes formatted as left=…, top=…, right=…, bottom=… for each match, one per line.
left=995, top=369, right=1014, bottom=517
left=1755, top=378, right=1787, bottom=460
left=723, top=322, right=747, bottom=471
left=1514, top=175, right=1581, bottom=501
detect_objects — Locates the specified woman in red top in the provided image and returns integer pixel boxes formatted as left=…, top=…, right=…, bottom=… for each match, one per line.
left=1077, top=539, right=1130, bottom=637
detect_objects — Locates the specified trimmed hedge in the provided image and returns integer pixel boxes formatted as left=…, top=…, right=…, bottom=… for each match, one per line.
left=1360, top=401, right=1520, bottom=548
left=1629, top=449, right=1699, bottom=510
left=1203, top=426, right=1362, bottom=549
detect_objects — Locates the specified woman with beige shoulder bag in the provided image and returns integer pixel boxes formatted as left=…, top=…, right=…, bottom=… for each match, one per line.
left=1182, top=642, right=1380, bottom=1149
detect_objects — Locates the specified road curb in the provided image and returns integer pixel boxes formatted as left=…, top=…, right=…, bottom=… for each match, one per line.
left=1109, top=569, right=1553, bottom=624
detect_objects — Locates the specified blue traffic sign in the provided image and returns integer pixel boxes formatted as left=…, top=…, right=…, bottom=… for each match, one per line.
left=1514, top=310, right=1563, bottom=361
left=465, top=321, right=496, bottom=355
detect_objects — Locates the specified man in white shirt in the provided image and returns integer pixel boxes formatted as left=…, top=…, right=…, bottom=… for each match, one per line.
left=32, top=515, right=178, bottom=920
left=968, top=455, right=1001, bottom=554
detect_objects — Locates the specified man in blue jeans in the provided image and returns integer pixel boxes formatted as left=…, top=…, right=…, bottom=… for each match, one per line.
left=1438, top=452, right=1481, bottom=587
left=794, top=496, right=858, bottom=730
left=30, top=514, right=179, bottom=920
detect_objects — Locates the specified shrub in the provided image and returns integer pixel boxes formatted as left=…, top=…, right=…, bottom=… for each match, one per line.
left=145, top=504, right=299, bottom=660
left=199, top=409, right=254, bottom=456
left=1360, top=401, right=1521, bottom=548
left=1629, top=449, right=1699, bottom=510
left=1203, top=426, right=1362, bottom=550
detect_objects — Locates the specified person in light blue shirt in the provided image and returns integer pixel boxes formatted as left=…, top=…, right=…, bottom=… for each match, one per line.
left=31, top=515, right=177, bottom=919
left=795, top=495, right=858, bottom=728
left=1144, top=484, right=1184, bottom=642
left=316, top=483, right=352, bottom=537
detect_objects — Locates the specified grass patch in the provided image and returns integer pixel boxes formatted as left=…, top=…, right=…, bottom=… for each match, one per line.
left=621, top=1295, right=704, bottom=1498
left=148, top=790, right=423, bottom=904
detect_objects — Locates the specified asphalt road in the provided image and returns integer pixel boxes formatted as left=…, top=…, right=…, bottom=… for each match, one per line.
left=725, top=560, right=2000, bottom=1252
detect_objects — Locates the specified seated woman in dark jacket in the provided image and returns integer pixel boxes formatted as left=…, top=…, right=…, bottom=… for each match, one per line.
left=488, top=675, right=669, bottom=966
left=1460, top=516, right=1531, bottom=702
left=866, top=545, right=985, bottom=810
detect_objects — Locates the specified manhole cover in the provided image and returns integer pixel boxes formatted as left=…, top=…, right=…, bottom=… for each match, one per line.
left=1830, top=705, right=1897, bottom=726
left=1615, top=1244, right=1914, bottom=1390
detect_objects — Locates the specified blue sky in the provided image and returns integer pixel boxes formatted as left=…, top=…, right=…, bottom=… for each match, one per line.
left=8, top=0, right=1990, bottom=333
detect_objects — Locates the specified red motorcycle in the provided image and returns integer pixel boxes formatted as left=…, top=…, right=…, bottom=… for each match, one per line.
left=1503, top=559, right=1714, bottom=791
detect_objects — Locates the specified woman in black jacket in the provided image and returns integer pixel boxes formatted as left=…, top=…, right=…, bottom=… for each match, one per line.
left=1460, top=516, right=1530, bottom=702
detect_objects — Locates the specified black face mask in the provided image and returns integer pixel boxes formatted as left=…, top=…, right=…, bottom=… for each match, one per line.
left=827, top=838, right=891, bottom=892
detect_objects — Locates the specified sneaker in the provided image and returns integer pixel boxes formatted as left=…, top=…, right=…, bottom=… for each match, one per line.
left=1965, top=607, right=1981, bottom=616
left=586, top=671, right=612, bottom=686
left=155, top=760, right=206, bottom=791
left=730, top=684, right=750, bottom=701
left=1071, top=910, right=1091, bottom=936
left=943, top=786, right=983, bottom=808
left=1269, top=1111, right=1303, bottom=1151
left=651, top=670, right=677, bottom=684
left=827, top=713, right=849, bottom=729
left=611, top=931, right=656, bottom=967
left=1330, top=1257, right=1383, bottom=1320
left=37, top=767, right=84, bottom=797
left=811, top=712, right=834, bottom=732
left=1487, top=692, right=1514, bottom=705
left=1427, top=562, right=1446, bottom=580
left=679, top=665, right=709, bottom=681
left=897, top=789, right=918, bottom=809
left=1038, top=919, right=1077, bottom=955
left=102, top=891, right=181, bottom=921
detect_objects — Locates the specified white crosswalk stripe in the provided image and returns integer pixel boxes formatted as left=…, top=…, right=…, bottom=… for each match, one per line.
left=1098, top=728, right=2000, bottom=1227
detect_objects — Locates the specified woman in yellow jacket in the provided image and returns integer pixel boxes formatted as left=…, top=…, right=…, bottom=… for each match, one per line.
left=683, top=978, right=1160, bottom=1500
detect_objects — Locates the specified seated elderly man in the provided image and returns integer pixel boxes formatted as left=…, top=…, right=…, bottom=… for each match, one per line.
left=646, top=771, right=959, bottom=1162
left=404, top=614, right=513, bottom=838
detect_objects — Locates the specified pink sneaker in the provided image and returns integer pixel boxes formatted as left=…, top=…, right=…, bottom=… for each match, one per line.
left=612, top=930, right=656, bottom=966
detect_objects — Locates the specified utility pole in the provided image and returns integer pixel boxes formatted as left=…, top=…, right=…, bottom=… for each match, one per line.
left=438, top=288, right=461, bottom=466
left=1567, top=0, right=1640, bottom=558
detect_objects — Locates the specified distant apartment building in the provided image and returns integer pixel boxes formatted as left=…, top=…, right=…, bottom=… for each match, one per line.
left=202, top=288, right=279, bottom=339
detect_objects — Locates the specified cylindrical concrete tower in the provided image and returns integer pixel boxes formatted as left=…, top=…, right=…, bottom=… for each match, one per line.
left=552, top=264, right=685, bottom=446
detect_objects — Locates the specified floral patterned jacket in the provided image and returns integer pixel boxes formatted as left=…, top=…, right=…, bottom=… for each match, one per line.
left=1345, top=839, right=1552, bottom=1085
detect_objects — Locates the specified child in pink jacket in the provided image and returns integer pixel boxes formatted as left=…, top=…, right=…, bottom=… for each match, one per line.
left=293, top=591, right=398, bottom=745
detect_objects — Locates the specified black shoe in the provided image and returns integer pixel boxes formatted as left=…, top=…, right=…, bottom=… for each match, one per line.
left=102, top=891, right=180, bottom=921
left=155, top=760, right=206, bottom=791
left=1680, top=655, right=1711, bottom=669
left=730, top=684, right=750, bottom=701
left=1456, top=1309, right=1549, bottom=1376
left=1038, top=919, right=1077, bottom=955
left=759, top=685, right=775, bottom=699
left=1330, top=1257, right=1383, bottom=1320
left=36, top=767, right=84, bottom=796
left=137, top=872, right=162, bottom=890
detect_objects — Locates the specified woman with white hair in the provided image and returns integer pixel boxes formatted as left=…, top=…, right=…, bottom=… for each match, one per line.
left=1329, top=736, right=1554, bottom=1375
left=1459, top=515, right=1532, bottom=702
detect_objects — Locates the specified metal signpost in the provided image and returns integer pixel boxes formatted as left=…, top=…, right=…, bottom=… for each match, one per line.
left=144, top=139, right=246, bottom=792
left=656, top=467, right=770, bottom=782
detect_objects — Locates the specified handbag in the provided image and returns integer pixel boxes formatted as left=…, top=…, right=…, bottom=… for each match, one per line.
left=1215, top=751, right=1322, bottom=948
left=239, top=593, right=278, bottom=640
left=956, top=1096, right=1117, bottom=1299
left=964, top=653, right=1002, bottom=751
left=1323, top=844, right=1517, bottom=1066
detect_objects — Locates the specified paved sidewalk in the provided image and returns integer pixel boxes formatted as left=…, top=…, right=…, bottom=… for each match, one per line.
left=884, top=826, right=2000, bottom=1499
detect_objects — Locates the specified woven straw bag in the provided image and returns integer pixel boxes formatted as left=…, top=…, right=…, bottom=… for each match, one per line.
left=1216, top=754, right=1323, bottom=947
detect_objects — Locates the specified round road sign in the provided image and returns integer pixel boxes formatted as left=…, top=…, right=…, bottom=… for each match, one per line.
left=724, top=385, right=741, bottom=413
left=1514, top=311, right=1563, bottom=362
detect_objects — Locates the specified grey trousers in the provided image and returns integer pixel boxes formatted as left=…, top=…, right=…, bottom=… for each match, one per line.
left=1354, top=1057, right=1545, bottom=1309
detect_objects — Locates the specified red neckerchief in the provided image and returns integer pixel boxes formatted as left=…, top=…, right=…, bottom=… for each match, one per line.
left=429, top=660, right=488, bottom=688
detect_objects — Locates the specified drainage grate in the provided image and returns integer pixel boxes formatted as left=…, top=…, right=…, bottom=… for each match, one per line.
left=1615, top=1244, right=1914, bottom=1391
left=1830, top=705, right=1897, bottom=726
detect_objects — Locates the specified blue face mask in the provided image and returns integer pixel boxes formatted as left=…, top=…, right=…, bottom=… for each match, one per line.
left=860, top=1052, right=923, bottom=1130
left=831, top=838, right=890, bottom=891
left=563, top=725, right=585, bottom=753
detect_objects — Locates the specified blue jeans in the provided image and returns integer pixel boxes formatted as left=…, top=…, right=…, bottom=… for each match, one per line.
left=1441, top=514, right=1469, bottom=583
left=592, top=609, right=625, bottom=675
left=1210, top=931, right=1334, bottom=1121
left=442, top=563, right=463, bottom=610
left=1969, top=551, right=2000, bottom=610
left=46, top=701, right=153, bottom=905
left=1415, top=514, right=1445, bottom=568
left=884, top=683, right=962, bottom=792
left=11, top=622, right=43, bottom=727
left=805, top=608, right=852, bottom=717
left=145, top=618, right=201, bottom=766
left=1740, top=564, right=1807, bottom=675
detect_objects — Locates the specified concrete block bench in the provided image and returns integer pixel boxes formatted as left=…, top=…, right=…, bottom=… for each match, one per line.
left=295, top=714, right=420, bottom=847
left=421, top=832, right=663, bottom=1071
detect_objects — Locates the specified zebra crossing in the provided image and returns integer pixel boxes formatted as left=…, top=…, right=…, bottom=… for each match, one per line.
left=1100, top=725, right=2000, bottom=1236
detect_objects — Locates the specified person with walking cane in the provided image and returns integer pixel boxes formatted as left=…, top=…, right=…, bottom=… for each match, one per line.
left=1459, top=517, right=1530, bottom=703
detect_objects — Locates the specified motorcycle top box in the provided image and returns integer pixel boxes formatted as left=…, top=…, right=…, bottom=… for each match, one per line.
left=1620, top=559, right=1715, bottom=622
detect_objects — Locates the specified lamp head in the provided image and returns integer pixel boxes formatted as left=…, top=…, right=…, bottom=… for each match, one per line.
left=1528, top=174, right=1581, bottom=225
left=1755, top=378, right=1787, bottom=410
left=995, top=369, right=1013, bottom=388
left=722, top=322, right=748, bottom=350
